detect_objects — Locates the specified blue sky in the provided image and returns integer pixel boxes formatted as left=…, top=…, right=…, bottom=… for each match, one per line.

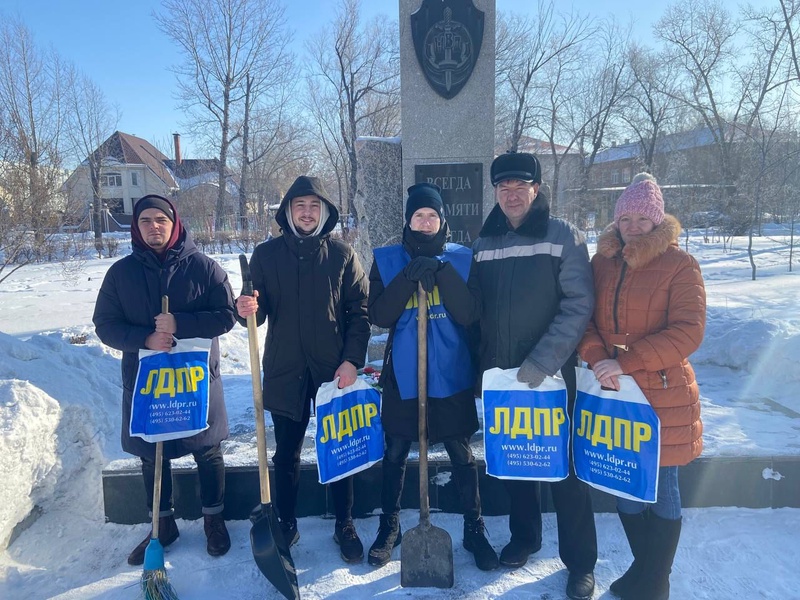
left=1, top=0, right=751, bottom=159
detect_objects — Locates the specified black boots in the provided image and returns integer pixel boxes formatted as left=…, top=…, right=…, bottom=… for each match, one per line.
left=128, top=514, right=231, bottom=565
left=611, top=511, right=649, bottom=597
left=463, top=517, right=499, bottom=571
left=203, top=514, right=231, bottom=557
left=566, top=571, right=596, bottom=600
left=499, top=537, right=541, bottom=568
left=334, top=518, right=364, bottom=563
left=368, top=513, right=402, bottom=567
left=127, top=515, right=180, bottom=566
left=619, top=514, right=682, bottom=600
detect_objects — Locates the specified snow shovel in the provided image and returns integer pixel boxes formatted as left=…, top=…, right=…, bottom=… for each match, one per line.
left=141, top=295, right=179, bottom=600
left=400, top=284, right=454, bottom=589
left=239, top=254, right=300, bottom=600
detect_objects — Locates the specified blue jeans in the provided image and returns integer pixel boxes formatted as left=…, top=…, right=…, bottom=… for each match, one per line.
left=617, top=466, right=681, bottom=520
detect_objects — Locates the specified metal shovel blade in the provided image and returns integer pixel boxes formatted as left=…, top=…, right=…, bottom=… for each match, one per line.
left=250, top=503, right=300, bottom=600
left=400, top=522, right=454, bottom=588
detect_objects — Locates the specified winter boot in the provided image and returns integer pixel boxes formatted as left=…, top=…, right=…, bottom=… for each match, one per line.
left=610, top=510, right=649, bottom=597
left=368, top=513, right=402, bottom=567
left=463, top=517, right=499, bottom=571
left=566, top=571, right=595, bottom=600
left=279, top=518, right=300, bottom=547
left=127, top=515, right=180, bottom=566
left=499, top=537, right=541, bottom=568
left=333, top=518, right=364, bottom=563
left=624, top=515, right=682, bottom=600
left=203, top=514, right=231, bottom=557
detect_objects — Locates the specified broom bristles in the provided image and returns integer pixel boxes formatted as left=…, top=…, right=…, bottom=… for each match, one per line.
left=142, top=567, right=180, bottom=600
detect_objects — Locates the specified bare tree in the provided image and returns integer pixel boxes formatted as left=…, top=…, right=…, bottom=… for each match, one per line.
left=574, top=19, right=633, bottom=192
left=495, top=1, right=594, bottom=152
left=526, top=18, right=628, bottom=216
left=779, top=0, right=800, bottom=79
left=63, top=66, right=120, bottom=256
left=621, top=44, right=682, bottom=174
left=0, top=19, right=66, bottom=237
left=236, top=58, right=301, bottom=235
left=245, top=104, right=311, bottom=221
left=155, top=0, right=291, bottom=232
left=0, top=18, right=71, bottom=283
left=305, top=0, right=400, bottom=224
left=779, top=0, right=800, bottom=271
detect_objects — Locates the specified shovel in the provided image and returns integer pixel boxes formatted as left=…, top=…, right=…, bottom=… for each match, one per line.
left=400, top=284, right=455, bottom=588
left=239, top=254, right=300, bottom=600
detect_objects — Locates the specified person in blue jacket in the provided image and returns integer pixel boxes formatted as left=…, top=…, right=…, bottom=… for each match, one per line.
left=93, top=195, right=236, bottom=566
left=366, top=183, right=499, bottom=571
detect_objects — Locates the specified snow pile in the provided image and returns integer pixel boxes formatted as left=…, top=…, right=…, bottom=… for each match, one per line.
left=0, top=381, right=60, bottom=549
left=0, top=332, right=123, bottom=551
left=694, top=312, right=800, bottom=410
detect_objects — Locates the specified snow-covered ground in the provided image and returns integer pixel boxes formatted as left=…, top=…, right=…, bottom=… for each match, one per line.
left=1, top=227, right=799, bottom=599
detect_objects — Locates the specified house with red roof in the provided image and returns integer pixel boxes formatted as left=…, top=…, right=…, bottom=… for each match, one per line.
left=63, top=131, right=238, bottom=232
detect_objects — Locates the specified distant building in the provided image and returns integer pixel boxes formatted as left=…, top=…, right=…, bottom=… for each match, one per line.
left=63, top=131, right=238, bottom=232
left=570, top=128, right=735, bottom=229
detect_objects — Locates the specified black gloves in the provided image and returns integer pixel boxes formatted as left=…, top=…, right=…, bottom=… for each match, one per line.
left=404, top=256, right=441, bottom=292
left=418, top=270, right=436, bottom=293
left=404, top=256, right=440, bottom=281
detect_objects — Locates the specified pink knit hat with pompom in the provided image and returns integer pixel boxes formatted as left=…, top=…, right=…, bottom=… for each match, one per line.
left=614, top=173, right=664, bottom=226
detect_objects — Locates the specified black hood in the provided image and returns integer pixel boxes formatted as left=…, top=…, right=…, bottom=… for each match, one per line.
left=479, top=186, right=550, bottom=239
left=275, top=175, right=340, bottom=236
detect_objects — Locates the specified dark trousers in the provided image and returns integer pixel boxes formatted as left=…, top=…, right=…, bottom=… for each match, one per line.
left=382, top=434, right=480, bottom=521
left=504, top=474, right=597, bottom=574
left=503, top=358, right=597, bottom=574
left=141, top=443, right=225, bottom=517
left=272, top=387, right=353, bottom=523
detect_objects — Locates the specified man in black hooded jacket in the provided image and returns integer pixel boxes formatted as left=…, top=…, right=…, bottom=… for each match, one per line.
left=236, top=176, right=370, bottom=563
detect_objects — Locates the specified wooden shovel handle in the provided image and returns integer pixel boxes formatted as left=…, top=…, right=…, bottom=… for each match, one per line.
left=239, top=255, right=272, bottom=505
left=417, top=284, right=430, bottom=526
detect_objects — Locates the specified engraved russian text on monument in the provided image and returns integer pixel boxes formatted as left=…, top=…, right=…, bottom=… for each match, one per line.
left=415, top=163, right=483, bottom=246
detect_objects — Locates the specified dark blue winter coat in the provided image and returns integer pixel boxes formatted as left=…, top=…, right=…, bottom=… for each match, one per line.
left=93, top=230, right=236, bottom=460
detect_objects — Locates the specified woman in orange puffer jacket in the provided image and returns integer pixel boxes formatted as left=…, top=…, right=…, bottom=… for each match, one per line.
left=578, top=173, right=706, bottom=600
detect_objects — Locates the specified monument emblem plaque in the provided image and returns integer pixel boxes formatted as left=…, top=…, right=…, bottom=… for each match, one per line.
left=410, top=0, right=485, bottom=99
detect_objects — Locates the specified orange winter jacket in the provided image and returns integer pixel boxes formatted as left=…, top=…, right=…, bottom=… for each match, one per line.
left=578, top=215, right=706, bottom=466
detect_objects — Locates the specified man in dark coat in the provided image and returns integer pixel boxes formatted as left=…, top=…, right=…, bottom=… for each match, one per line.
left=470, top=153, right=598, bottom=600
left=93, top=194, right=236, bottom=566
left=366, top=183, right=499, bottom=571
left=236, top=176, right=370, bottom=563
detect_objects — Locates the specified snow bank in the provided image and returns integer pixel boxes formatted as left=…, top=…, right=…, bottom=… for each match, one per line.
left=0, top=332, right=123, bottom=551
left=694, top=312, right=800, bottom=411
left=0, top=381, right=60, bottom=549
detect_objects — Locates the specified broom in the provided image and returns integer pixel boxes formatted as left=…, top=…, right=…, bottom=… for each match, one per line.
left=141, top=296, right=180, bottom=600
